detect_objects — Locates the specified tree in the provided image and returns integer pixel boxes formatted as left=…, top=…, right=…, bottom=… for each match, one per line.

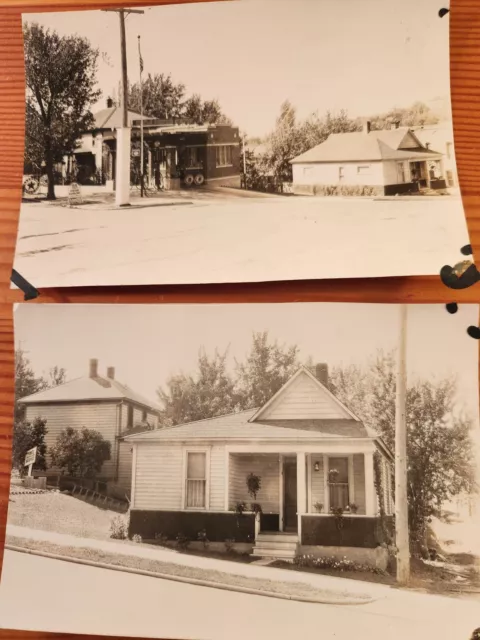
left=366, top=101, right=440, bottom=131
left=264, top=100, right=301, bottom=183
left=11, top=417, right=48, bottom=475
left=24, top=22, right=101, bottom=199
left=235, top=331, right=300, bottom=409
left=45, top=365, right=67, bottom=389
left=183, top=94, right=230, bottom=125
left=128, top=73, right=186, bottom=119
left=50, top=427, right=111, bottom=478
left=331, top=350, right=476, bottom=550
left=157, top=349, right=237, bottom=426
left=15, top=348, right=46, bottom=422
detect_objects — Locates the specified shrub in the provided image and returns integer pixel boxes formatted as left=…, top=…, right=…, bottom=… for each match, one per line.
left=224, top=538, right=235, bottom=553
left=313, top=502, right=324, bottom=513
left=176, top=532, right=190, bottom=551
left=132, top=534, right=142, bottom=544
left=250, top=502, right=263, bottom=515
left=294, top=554, right=384, bottom=575
left=155, top=532, right=168, bottom=544
left=110, top=514, right=128, bottom=540
left=197, top=529, right=210, bottom=549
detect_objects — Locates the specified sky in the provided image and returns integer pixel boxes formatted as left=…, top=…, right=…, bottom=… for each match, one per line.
left=24, top=0, right=452, bottom=137
left=14, top=303, right=479, bottom=429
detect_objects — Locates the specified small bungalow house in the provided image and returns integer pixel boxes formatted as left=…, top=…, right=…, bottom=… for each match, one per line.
left=290, top=122, right=446, bottom=196
left=126, top=364, right=394, bottom=567
left=18, top=358, right=161, bottom=498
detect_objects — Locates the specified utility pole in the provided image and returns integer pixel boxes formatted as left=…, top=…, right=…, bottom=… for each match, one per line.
left=242, top=133, right=247, bottom=188
left=103, top=7, right=144, bottom=206
left=138, top=35, right=144, bottom=198
left=395, top=303, right=410, bottom=584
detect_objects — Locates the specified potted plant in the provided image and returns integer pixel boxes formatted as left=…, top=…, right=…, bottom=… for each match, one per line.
left=328, top=468, right=339, bottom=482
left=246, top=473, right=262, bottom=500
left=313, top=502, right=324, bottom=513
left=348, top=503, right=358, bottom=514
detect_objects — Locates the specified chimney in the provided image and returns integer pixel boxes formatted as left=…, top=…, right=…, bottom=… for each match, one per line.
left=106, top=97, right=113, bottom=108
left=315, top=362, right=329, bottom=387
left=362, top=120, right=371, bottom=135
left=394, top=120, right=400, bottom=129
left=89, top=358, right=98, bottom=378
left=107, top=366, right=115, bottom=380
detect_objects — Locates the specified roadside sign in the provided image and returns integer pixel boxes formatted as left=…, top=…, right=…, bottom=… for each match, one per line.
left=68, top=182, right=83, bottom=207
left=24, top=447, right=37, bottom=476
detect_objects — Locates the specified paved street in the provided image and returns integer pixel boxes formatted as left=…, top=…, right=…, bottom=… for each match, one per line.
left=13, top=194, right=469, bottom=287
left=1, top=551, right=479, bottom=640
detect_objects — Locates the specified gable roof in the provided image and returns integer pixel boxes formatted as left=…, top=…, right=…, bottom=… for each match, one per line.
left=290, top=127, right=442, bottom=164
left=18, top=375, right=161, bottom=412
left=249, top=366, right=359, bottom=422
left=93, top=106, right=148, bottom=130
left=125, top=409, right=375, bottom=442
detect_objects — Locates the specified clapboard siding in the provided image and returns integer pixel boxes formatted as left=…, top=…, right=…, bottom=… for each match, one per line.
left=229, top=454, right=280, bottom=513
left=353, top=454, right=366, bottom=515
left=261, top=372, right=349, bottom=420
left=117, top=440, right=133, bottom=493
left=209, top=446, right=225, bottom=510
left=133, top=442, right=183, bottom=510
left=25, top=402, right=118, bottom=478
left=120, top=402, right=159, bottom=432
left=309, top=454, right=325, bottom=510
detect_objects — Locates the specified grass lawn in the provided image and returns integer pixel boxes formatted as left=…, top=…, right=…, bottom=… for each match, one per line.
left=6, top=535, right=372, bottom=605
left=7, top=492, right=115, bottom=540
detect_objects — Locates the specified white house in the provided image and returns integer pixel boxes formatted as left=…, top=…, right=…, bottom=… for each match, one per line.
left=19, top=358, right=161, bottom=498
left=290, top=122, right=446, bottom=196
left=412, top=121, right=458, bottom=188
left=126, top=364, right=394, bottom=568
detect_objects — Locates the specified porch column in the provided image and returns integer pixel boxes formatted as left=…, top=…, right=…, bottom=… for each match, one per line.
left=364, top=452, right=376, bottom=516
left=296, top=452, right=307, bottom=539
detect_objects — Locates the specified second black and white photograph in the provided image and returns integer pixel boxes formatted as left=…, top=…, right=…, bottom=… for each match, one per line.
left=13, top=0, right=470, bottom=287
left=1, top=302, right=479, bottom=640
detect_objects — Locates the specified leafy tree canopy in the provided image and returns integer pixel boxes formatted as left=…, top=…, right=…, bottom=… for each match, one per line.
left=50, top=427, right=111, bottom=479
left=24, top=22, right=101, bottom=199
left=11, top=417, right=48, bottom=475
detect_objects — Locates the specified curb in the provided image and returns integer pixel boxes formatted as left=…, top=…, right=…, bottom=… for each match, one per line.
left=5, top=544, right=375, bottom=606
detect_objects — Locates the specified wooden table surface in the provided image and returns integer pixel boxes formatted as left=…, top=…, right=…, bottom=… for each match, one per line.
left=0, top=1, right=479, bottom=639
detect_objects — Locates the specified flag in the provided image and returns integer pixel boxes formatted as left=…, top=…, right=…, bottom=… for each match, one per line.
left=138, top=36, right=144, bottom=75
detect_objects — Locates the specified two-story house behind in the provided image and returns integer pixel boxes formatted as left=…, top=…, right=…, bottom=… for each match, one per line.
left=18, top=358, right=161, bottom=498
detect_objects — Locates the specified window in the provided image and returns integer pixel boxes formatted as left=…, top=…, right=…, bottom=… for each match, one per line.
left=397, top=162, right=406, bottom=183
left=446, top=142, right=452, bottom=160
left=185, top=451, right=207, bottom=509
left=142, top=409, right=147, bottom=422
left=328, top=457, right=349, bottom=510
left=216, top=145, right=233, bottom=167
left=357, top=165, right=371, bottom=176
left=338, top=166, right=345, bottom=181
left=185, top=147, right=202, bottom=169
left=127, top=404, right=134, bottom=429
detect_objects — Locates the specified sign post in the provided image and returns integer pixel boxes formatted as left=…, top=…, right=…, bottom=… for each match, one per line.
left=24, top=447, right=37, bottom=477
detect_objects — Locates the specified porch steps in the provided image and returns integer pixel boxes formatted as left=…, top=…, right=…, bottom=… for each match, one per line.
left=252, top=532, right=299, bottom=561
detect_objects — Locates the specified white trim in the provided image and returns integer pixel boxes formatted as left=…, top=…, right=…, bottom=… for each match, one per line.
left=307, top=454, right=312, bottom=514
left=348, top=455, right=355, bottom=505
left=224, top=450, right=230, bottom=511
left=225, top=442, right=375, bottom=455
left=297, top=452, right=307, bottom=538
left=323, top=454, right=329, bottom=513
left=249, top=366, right=360, bottom=422
left=279, top=454, right=284, bottom=531
left=364, top=452, right=376, bottom=516
left=182, top=447, right=211, bottom=510
left=131, top=443, right=137, bottom=510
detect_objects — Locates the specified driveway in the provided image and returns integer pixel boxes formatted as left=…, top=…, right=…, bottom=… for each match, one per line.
left=12, top=195, right=469, bottom=287
left=1, top=551, right=479, bottom=640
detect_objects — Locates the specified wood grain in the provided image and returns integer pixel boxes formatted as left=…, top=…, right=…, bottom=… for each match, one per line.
left=0, top=2, right=479, bottom=640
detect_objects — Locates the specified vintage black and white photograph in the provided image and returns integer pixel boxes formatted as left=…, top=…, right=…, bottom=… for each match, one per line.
left=1, top=303, right=479, bottom=640
left=13, top=0, right=469, bottom=287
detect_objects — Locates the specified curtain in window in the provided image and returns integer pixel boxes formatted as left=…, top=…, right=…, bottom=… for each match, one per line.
left=328, top=457, right=349, bottom=510
left=186, top=452, right=206, bottom=508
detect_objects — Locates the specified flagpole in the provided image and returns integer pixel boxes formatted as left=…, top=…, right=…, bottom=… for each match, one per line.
left=138, top=35, right=144, bottom=198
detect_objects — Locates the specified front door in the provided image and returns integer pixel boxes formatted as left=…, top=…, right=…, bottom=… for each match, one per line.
left=283, top=460, right=297, bottom=532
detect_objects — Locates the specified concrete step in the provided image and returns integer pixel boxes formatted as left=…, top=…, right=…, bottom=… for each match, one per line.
left=252, top=547, right=297, bottom=559
left=256, top=533, right=298, bottom=543
left=254, top=540, right=299, bottom=551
